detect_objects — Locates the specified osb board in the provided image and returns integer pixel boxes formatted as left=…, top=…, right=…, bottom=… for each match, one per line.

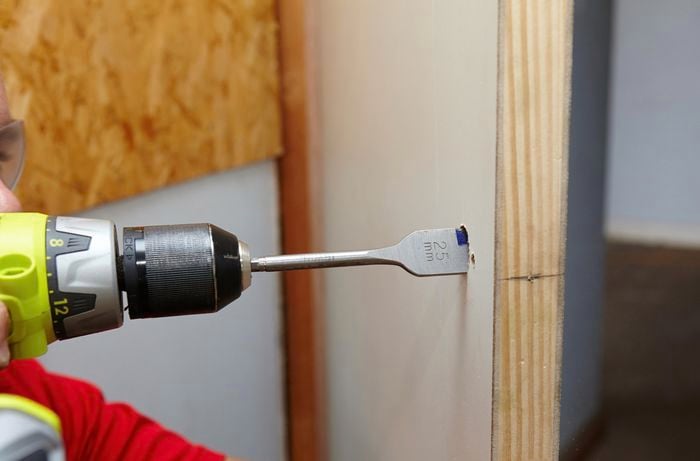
left=0, top=0, right=282, bottom=214
left=493, top=0, right=573, bottom=460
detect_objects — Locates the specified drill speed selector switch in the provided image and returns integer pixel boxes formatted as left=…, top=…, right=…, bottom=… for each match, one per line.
left=44, top=216, right=122, bottom=341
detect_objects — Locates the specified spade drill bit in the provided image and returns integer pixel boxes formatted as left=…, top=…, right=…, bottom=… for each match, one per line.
left=251, top=227, right=470, bottom=277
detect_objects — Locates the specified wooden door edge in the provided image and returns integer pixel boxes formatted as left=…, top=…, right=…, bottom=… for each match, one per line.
left=492, top=0, right=574, bottom=459
left=277, top=1, right=326, bottom=460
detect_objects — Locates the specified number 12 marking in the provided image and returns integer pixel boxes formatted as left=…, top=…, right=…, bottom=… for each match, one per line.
left=53, top=298, right=69, bottom=316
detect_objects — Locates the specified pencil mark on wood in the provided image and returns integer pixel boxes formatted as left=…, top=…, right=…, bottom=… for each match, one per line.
left=500, top=272, right=563, bottom=282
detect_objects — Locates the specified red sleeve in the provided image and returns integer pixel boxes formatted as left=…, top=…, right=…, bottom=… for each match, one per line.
left=0, top=359, right=226, bottom=461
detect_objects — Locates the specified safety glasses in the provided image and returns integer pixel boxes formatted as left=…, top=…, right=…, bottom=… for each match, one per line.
left=0, top=120, right=25, bottom=189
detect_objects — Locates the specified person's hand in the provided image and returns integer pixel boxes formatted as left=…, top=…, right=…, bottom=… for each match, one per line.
left=0, top=303, right=9, bottom=369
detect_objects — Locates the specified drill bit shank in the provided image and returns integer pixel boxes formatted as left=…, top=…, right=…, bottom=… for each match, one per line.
left=251, top=227, right=469, bottom=277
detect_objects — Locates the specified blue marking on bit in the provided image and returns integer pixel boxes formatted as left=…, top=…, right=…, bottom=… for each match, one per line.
left=455, top=227, right=469, bottom=246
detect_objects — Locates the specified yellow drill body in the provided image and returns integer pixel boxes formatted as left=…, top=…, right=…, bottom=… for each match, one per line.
left=0, top=213, right=53, bottom=359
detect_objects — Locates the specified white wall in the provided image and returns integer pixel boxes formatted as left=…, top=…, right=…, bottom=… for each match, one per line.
left=317, top=1, right=497, bottom=459
left=559, top=0, right=610, bottom=451
left=606, top=0, right=700, bottom=247
left=41, top=161, right=286, bottom=461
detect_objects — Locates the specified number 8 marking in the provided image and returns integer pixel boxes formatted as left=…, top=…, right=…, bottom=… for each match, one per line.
left=49, top=238, right=64, bottom=247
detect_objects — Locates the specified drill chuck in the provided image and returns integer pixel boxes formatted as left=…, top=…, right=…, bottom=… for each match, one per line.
left=121, top=224, right=250, bottom=319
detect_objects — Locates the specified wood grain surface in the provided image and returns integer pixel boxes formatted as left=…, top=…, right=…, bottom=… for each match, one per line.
left=0, top=0, right=282, bottom=214
left=493, top=0, right=573, bottom=459
left=277, top=0, right=325, bottom=459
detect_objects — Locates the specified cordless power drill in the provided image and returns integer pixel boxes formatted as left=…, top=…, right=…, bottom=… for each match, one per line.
left=0, top=212, right=470, bottom=359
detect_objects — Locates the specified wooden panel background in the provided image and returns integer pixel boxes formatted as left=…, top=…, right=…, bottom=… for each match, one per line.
left=493, top=0, right=573, bottom=460
left=277, top=0, right=325, bottom=459
left=0, top=0, right=282, bottom=214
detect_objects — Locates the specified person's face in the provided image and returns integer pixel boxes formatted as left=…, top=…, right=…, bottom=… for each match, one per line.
left=0, top=76, right=22, bottom=212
